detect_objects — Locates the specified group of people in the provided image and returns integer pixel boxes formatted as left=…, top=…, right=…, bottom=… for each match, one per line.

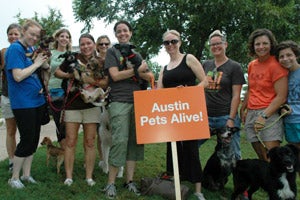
left=0, top=18, right=299, bottom=200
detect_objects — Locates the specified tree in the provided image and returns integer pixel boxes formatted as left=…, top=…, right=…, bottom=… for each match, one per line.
left=15, top=7, right=66, bottom=37
left=73, top=0, right=300, bottom=69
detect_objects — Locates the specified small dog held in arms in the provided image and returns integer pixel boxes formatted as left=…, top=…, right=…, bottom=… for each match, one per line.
left=40, top=137, right=64, bottom=174
left=231, top=144, right=300, bottom=200
left=58, top=52, right=110, bottom=105
left=98, top=104, right=124, bottom=177
left=202, top=127, right=240, bottom=191
left=114, top=43, right=154, bottom=90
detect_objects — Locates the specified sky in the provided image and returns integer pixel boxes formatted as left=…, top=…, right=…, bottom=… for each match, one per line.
left=0, top=0, right=169, bottom=65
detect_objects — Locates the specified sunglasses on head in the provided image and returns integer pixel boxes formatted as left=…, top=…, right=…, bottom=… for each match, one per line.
left=98, top=43, right=110, bottom=46
left=163, top=39, right=179, bottom=46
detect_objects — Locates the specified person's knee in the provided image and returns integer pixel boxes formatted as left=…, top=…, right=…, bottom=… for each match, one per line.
left=85, top=137, right=95, bottom=149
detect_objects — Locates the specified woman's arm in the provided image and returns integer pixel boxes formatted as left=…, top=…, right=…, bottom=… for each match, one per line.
left=259, top=76, right=288, bottom=118
left=108, top=66, right=135, bottom=82
left=54, top=67, right=74, bottom=79
left=156, top=65, right=165, bottom=89
left=227, top=84, right=242, bottom=127
left=240, top=89, right=249, bottom=123
left=186, top=54, right=208, bottom=88
left=12, top=53, right=48, bottom=82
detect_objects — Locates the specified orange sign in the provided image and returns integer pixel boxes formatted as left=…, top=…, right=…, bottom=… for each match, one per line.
left=134, top=86, right=210, bottom=144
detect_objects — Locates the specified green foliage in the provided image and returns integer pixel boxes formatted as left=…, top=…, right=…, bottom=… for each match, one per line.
left=0, top=132, right=298, bottom=199
left=72, top=0, right=300, bottom=71
left=15, top=7, right=66, bottom=36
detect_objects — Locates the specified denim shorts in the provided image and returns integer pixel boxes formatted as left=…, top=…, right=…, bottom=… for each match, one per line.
left=284, top=123, right=300, bottom=143
left=1, top=95, right=14, bottom=119
left=245, top=109, right=284, bottom=143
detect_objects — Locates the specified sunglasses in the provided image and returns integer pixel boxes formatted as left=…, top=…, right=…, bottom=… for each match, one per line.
left=163, top=39, right=179, bottom=46
left=98, top=43, right=110, bottom=46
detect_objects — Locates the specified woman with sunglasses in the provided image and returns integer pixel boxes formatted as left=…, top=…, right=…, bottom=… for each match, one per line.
left=157, top=30, right=208, bottom=200
left=95, top=35, right=111, bottom=169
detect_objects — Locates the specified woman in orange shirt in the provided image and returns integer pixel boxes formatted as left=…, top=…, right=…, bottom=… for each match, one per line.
left=240, top=29, right=288, bottom=161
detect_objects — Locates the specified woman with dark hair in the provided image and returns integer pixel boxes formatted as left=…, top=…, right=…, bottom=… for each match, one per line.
left=240, top=28, right=288, bottom=161
left=103, top=20, right=153, bottom=199
left=275, top=40, right=300, bottom=149
left=55, top=33, right=108, bottom=186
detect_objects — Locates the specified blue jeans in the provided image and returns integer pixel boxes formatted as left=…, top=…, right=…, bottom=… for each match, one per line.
left=199, top=115, right=241, bottom=160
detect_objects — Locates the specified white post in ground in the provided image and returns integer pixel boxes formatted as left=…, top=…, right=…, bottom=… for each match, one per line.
left=171, top=141, right=181, bottom=200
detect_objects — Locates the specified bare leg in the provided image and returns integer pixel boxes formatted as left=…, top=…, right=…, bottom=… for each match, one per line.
left=5, top=118, right=17, bottom=161
left=126, top=160, right=136, bottom=183
left=22, top=155, right=33, bottom=177
left=108, top=165, right=119, bottom=184
left=83, top=123, right=97, bottom=179
left=251, top=140, right=280, bottom=161
left=64, top=122, right=80, bottom=179
left=11, top=156, right=25, bottom=179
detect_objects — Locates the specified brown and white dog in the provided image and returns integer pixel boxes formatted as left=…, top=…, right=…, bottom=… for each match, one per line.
left=98, top=104, right=124, bottom=177
left=40, top=137, right=64, bottom=174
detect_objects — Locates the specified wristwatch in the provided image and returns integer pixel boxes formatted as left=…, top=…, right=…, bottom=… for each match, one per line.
left=260, top=112, right=268, bottom=119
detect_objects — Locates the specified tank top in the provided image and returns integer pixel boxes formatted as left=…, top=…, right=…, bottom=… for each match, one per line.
left=162, top=54, right=196, bottom=88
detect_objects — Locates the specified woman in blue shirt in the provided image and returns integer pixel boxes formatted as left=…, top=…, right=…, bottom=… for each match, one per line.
left=6, top=19, right=49, bottom=189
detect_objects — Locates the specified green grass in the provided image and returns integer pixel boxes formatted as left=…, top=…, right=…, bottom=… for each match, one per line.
left=0, top=132, right=299, bottom=200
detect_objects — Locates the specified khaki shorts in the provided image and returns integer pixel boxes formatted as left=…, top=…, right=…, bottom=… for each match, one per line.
left=1, top=95, right=14, bottom=119
left=64, top=107, right=101, bottom=123
left=244, top=109, right=284, bottom=143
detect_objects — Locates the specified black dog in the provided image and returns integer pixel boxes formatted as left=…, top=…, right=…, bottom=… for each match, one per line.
left=58, top=51, right=81, bottom=74
left=231, top=144, right=299, bottom=200
left=58, top=51, right=82, bottom=92
left=114, top=43, right=148, bottom=89
left=202, top=127, right=240, bottom=191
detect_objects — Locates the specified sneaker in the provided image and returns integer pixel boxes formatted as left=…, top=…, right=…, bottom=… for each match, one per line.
left=103, top=183, right=117, bottom=199
left=194, top=192, right=206, bottom=200
left=20, top=176, right=37, bottom=184
left=86, top=178, right=96, bottom=186
left=64, top=178, right=73, bottom=186
left=8, top=163, right=13, bottom=172
left=8, top=178, right=25, bottom=189
left=124, top=181, right=141, bottom=196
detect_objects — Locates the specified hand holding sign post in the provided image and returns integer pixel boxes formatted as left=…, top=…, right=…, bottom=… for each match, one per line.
left=134, top=86, right=210, bottom=200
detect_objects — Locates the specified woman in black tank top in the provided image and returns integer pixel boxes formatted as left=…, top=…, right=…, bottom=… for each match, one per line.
left=157, top=30, right=208, bottom=200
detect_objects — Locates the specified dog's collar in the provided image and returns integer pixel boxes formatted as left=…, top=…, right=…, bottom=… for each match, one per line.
left=127, top=54, right=136, bottom=59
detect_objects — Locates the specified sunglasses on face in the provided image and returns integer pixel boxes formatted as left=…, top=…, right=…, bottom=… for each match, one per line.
left=98, top=43, right=110, bottom=46
left=163, top=39, right=179, bottom=46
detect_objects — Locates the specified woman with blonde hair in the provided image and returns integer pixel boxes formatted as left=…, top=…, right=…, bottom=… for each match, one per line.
left=49, top=28, right=72, bottom=149
left=157, top=29, right=208, bottom=200
left=6, top=19, right=49, bottom=188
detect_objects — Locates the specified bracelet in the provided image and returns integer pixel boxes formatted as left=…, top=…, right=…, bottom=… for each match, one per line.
left=228, top=117, right=235, bottom=121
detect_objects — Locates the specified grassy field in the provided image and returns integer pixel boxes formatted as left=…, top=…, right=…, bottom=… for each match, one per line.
left=0, top=131, right=299, bottom=200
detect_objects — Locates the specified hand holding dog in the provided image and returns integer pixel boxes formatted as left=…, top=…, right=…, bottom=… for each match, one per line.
left=34, top=53, right=48, bottom=68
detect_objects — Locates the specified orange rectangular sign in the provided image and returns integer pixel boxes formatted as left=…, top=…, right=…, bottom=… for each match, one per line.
left=134, top=86, right=210, bottom=144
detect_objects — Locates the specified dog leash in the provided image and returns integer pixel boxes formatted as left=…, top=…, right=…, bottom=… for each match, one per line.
left=255, top=105, right=292, bottom=150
